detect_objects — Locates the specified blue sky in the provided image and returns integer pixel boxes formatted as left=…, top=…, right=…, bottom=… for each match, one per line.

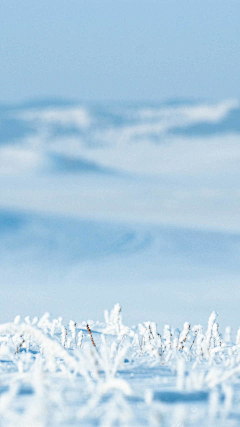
left=1, top=0, right=240, bottom=103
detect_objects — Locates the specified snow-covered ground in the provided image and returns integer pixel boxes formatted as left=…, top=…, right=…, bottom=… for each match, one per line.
left=0, top=304, right=240, bottom=426
left=1, top=98, right=240, bottom=425
left=1, top=98, right=240, bottom=330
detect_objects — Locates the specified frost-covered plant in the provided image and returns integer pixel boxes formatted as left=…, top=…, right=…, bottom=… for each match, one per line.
left=104, top=303, right=126, bottom=335
left=137, top=321, right=163, bottom=361
left=178, top=322, right=190, bottom=350
left=205, top=311, right=218, bottom=355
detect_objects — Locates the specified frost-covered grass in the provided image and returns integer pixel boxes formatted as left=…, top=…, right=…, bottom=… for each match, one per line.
left=0, top=305, right=240, bottom=426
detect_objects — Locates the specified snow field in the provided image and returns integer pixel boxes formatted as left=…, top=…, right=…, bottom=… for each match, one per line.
left=0, top=304, right=240, bottom=426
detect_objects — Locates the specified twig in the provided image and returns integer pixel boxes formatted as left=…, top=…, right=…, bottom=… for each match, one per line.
left=86, top=324, right=97, bottom=348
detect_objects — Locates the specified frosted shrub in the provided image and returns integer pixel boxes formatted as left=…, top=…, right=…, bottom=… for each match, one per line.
left=205, top=311, right=218, bottom=355
left=104, top=303, right=124, bottom=335
left=137, top=321, right=162, bottom=360
left=163, top=324, right=172, bottom=351
left=178, top=322, right=190, bottom=350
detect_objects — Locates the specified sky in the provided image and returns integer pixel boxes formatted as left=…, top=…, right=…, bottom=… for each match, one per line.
left=1, top=0, right=240, bottom=103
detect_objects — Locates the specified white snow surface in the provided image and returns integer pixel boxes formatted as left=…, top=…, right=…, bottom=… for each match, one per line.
left=0, top=98, right=240, bottom=330
left=0, top=304, right=239, bottom=426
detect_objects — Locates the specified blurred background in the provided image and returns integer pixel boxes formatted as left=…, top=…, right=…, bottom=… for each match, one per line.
left=1, top=0, right=240, bottom=329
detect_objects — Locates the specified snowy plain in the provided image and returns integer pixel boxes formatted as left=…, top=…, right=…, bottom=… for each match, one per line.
left=1, top=98, right=240, bottom=425
left=1, top=98, right=240, bottom=327
left=1, top=304, right=240, bottom=426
